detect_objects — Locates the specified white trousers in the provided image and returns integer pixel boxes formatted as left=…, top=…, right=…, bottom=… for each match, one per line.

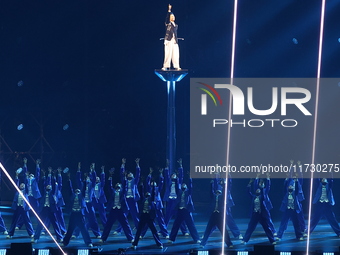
left=163, top=39, right=180, bottom=69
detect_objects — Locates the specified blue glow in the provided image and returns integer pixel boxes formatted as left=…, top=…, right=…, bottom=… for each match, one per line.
left=292, top=38, right=298, bottom=44
left=17, top=124, right=23, bottom=130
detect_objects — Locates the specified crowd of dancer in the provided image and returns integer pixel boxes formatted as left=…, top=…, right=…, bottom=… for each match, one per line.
left=0, top=158, right=339, bottom=250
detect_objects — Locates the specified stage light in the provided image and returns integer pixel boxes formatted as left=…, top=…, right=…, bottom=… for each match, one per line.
left=338, top=38, right=340, bottom=43
left=0, top=249, right=6, bottom=255
left=280, top=252, right=291, bottom=255
left=78, top=249, right=89, bottom=255
left=63, top=124, right=69, bottom=130
left=197, top=251, right=209, bottom=255
left=222, top=0, right=239, bottom=253
left=292, top=38, right=298, bottom=44
left=237, top=252, right=248, bottom=255
left=38, top=249, right=50, bottom=255
left=323, top=253, right=334, bottom=255
left=307, top=0, right=326, bottom=254
left=17, top=124, right=24, bottom=130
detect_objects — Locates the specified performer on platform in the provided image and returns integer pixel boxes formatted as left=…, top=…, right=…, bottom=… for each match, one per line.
left=61, top=172, right=93, bottom=247
left=32, top=168, right=63, bottom=243
left=131, top=186, right=163, bottom=249
left=7, top=169, right=34, bottom=238
left=242, top=175, right=276, bottom=245
left=168, top=172, right=200, bottom=244
left=308, top=177, right=340, bottom=236
left=114, top=158, right=140, bottom=234
left=276, top=177, right=304, bottom=241
left=91, top=166, right=108, bottom=229
left=162, top=4, right=181, bottom=70
left=163, top=159, right=188, bottom=235
left=140, top=168, right=169, bottom=239
left=200, top=177, right=233, bottom=248
left=99, top=172, right=134, bottom=243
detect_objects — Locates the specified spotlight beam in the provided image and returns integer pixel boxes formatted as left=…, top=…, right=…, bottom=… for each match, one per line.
left=222, top=0, right=239, bottom=254
left=307, top=0, right=326, bottom=254
left=0, top=162, right=67, bottom=255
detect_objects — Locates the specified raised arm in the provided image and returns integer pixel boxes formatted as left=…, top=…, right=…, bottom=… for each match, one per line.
left=164, top=160, right=170, bottom=185
left=158, top=168, right=164, bottom=191
left=44, top=167, right=53, bottom=187
left=135, top=158, right=141, bottom=184
left=165, top=4, right=172, bottom=24
left=265, top=173, right=271, bottom=195
left=188, top=174, right=193, bottom=196
left=22, top=157, right=28, bottom=176
left=146, top=167, right=153, bottom=193
left=67, top=172, right=74, bottom=196
left=108, top=174, right=114, bottom=196
left=35, top=159, right=41, bottom=183
left=100, top=166, right=106, bottom=187
left=178, top=158, right=183, bottom=185
left=247, top=180, right=254, bottom=198
left=57, top=168, right=63, bottom=191
left=76, top=162, right=82, bottom=189
left=120, top=158, right=126, bottom=183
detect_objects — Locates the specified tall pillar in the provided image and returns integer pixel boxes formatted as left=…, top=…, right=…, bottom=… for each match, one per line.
left=154, top=69, right=188, bottom=173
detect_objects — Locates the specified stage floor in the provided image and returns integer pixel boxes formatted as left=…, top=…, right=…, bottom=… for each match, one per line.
left=0, top=210, right=339, bottom=254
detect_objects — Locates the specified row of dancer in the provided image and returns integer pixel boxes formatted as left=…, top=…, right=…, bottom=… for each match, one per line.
left=2, top=158, right=340, bottom=250
left=3, top=158, right=201, bottom=249
left=203, top=167, right=340, bottom=248
left=99, top=158, right=201, bottom=249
